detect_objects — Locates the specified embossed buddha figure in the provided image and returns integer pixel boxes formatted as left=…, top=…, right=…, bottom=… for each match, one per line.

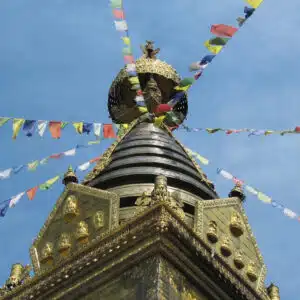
left=151, top=175, right=168, bottom=202
left=230, top=211, right=244, bottom=237
left=63, top=195, right=79, bottom=223
left=40, top=242, right=54, bottom=264
left=93, top=210, right=104, bottom=230
left=57, top=233, right=71, bottom=256
left=206, top=220, right=218, bottom=243
left=246, top=261, right=258, bottom=282
left=220, top=235, right=232, bottom=257
left=75, top=221, right=89, bottom=244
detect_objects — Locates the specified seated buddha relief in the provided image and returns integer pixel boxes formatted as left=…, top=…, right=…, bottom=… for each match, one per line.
left=75, top=221, right=89, bottom=244
left=93, top=210, right=105, bottom=231
left=62, top=195, right=79, bottom=223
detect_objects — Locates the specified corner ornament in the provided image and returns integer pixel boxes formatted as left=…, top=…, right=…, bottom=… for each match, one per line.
left=135, top=175, right=185, bottom=220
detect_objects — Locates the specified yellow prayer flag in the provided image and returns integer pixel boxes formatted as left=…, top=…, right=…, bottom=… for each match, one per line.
left=257, top=192, right=272, bottom=204
left=154, top=116, right=165, bottom=128
left=264, top=130, right=274, bottom=135
left=128, top=77, right=139, bottom=85
left=174, top=85, right=191, bottom=92
left=73, top=122, right=83, bottom=134
left=195, top=154, right=209, bottom=165
left=246, top=0, right=263, bottom=8
left=138, top=107, right=148, bottom=114
left=204, top=40, right=223, bottom=55
left=12, top=118, right=25, bottom=139
left=121, top=37, right=131, bottom=45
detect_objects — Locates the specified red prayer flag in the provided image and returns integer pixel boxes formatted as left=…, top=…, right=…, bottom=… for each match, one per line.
left=211, top=24, right=238, bottom=38
left=113, top=9, right=125, bottom=19
left=233, top=177, right=244, bottom=186
left=27, top=186, right=38, bottom=201
left=49, top=121, right=62, bottom=139
left=137, top=90, right=143, bottom=96
left=226, top=130, right=233, bottom=135
left=50, top=153, right=63, bottom=159
left=294, top=126, right=300, bottom=132
left=124, top=55, right=134, bottom=64
left=155, top=104, right=172, bottom=114
left=90, top=156, right=101, bottom=163
left=103, top=124, right=117, bottom=138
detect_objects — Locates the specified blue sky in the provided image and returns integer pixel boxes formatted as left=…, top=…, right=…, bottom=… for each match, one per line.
left=0, top=0, right=299, bottom=298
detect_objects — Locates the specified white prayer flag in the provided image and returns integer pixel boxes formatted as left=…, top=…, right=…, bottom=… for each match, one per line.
left=9, top=192, right=25, bottom=208
left=245, top=185, right=258, bottom=195
left=126, top=64, right=136, bottom=72
left=37, top=121, right=48, bottom=137
left=64, top=148, right=76, bottom=156
left=78, top=162, right=91, bottom=171
left=0, top=168, right=12, bottom=180
left=219, top=169, right=233, bottom=180
left=93, top=123, right=102, bottom=137
left=114, top=20, right=128, bottom=32
left=283, top=208, right=297, bottom=219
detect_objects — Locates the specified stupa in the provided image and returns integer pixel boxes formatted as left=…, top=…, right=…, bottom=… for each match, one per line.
left=0, top=41, right=280, bottom=300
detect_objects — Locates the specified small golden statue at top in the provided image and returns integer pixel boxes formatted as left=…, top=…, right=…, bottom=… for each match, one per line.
left=63, top=194, right=79, bottom=223
left=206, top=220, right=218, bottom=243
left=40, top=242, right=54, bottom=265
left=229, top=211, right=244, bottom=237
left=93, top=210, right=105, bottom=230
left=75, top=221, right=89, bottom=244
left=140, top=40, right=160, bottom=59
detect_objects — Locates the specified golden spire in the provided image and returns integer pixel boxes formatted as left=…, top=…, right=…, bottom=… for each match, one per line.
left=62, top=165, right=78, bottom=186
left=228, top=184, right=246, bottom=202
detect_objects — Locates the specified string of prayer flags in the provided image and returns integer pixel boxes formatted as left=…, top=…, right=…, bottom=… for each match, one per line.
left=109, top=0, right=148, bottom=114
left=0, top=139, right=105, bottom=181
left=185, top=147, right=300, bottom=223
left=0, top=155, right=102, bottom=218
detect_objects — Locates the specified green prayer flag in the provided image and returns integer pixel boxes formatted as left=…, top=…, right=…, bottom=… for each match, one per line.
left=122, top=47, right=132, bottom=55
left=40, top=158, right=49, bottom=165
left=110, top=0, right=122, bottom=8
left=206, top=128, right=222, bottom=134
left=209, top=37, right=230, bottom=46
left=61, top=122, right=68, bottom=129
left=179, top=78, right=195, bottom=87
left=39, top=175, right=60, bottom=190
left=257, top=192, right=272, bottom=204
left=28, top=160, right=39, bottom=171
left=0, top=117, right=10, bottom=127
left=88, top=140, right=101, bottom=145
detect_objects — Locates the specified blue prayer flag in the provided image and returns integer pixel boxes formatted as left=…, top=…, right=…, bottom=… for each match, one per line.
left=23, top=120, right=36, bottom=137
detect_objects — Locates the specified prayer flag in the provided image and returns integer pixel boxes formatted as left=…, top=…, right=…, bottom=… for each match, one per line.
left=218, top=169, right=233, bottom=180
left=194, top=71, right=202, bottom=80
left=165, top=111, right=180, bottom=124
left=103, top=124, right=117, bottom=138
left=264, top=130, right=274, bottom=135
left=154, top=116, right=166, bottom=128
left=195, top=153, right=209, bottom=165
left=23, top=120, right=36, bottom=137
left=283, top=208, right=297, bottom=219
left=244, top=7, right=255, bottom=18
left=13, top=165, right=24, bottom=174
left=27, top=186, right=38, bottom=201
left=174, top=85, right=191, bottom=92
left=122, top=47, right=132, bottom=55
left=39, top=175, right=60, bottom=190
left=88, top=140, right=101, bottom=145
left=246, top=0, right=263, bottom=9
left=209, top=37, right=230, bottom=46
left=155, top=104, right=172, bottom=114
left=200, top=55, right=216, bottom=65
left=50, top=153, right=63, bottom=159
left=122, top=37, right=131, bottom=46
left=126, top=63, right=136, bottom=72
left=248, top=129, right=265, bottom=136
left=138, top=107, right=148, bottom=114
left=73, top=122, right=83, bottom=134
left=90, top=156, right=101, bottom=163
left=135, top=95, right=144, bottom=102
left=135, top=100, right=146, bottom=107
left=9, top=192, right=25, bottom=208
left=78, top=162, right=91, bottom=171
left=179, top=78, right=195, bottom=87
left=12, top=118, right=25, bottom=139
left=257, top=192, right=272, bottom=204
left=64, top=148, right=76, bottom=156
left=168, top=92, right=185, bottom=107
left=83, top=122, right=93, bottom=134
left=127, top=71, right=137, bottom=77
left=204, top=40, right=223, bottom=54
left=61, top=122, right=68, bottom=129
left=245, top=185, right=258, bottom=195
left=28, top=160, right=39, bottom=171
left=93, top=123, right=102, bottom=137
left=37, top=120, right=48, bottom=137
left=294, top=126, right=300, bottom=133
left=110, top=0, right=122, bottom=8
left=0, top=203, right=9, bottom=217
left=113, top=9, right=125, bottom=19
left=233, top=177, right=244, bottom=186
left=131, top=84, right=140, bottom=90
left=189, top=62, right=201, bottom=72
left=237, top=17, right=246, bottom=27
left=124, top=55, right=134, bottom=64
left=0, top=168, right=12, bottom=180
left=40, top=158, right=49, bottom=165
left=206, top=128, right=221, bottom=134
left=0, top=117, right=10, bottom=127
left=128, top=76, right=139, bottom=85
left=114, top=20, right=128, bottom=31
left=211, top=24, right=238, bottom=37
left=49, top=121, right=62, bottom=139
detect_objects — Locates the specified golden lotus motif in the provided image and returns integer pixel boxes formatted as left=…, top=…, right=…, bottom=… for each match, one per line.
left=57, top=233, right=71, bottom=257
left=75, top=221, right=89, bottom=244
left=63, top=195, right=79, bottom=223
left=246, top=261, right=258, bottom=282
left=233, top=250, right=245, bottom=270
left=93, top=211, right=104, bottom=231
left=206, top=220, right=218, bottom=243
left=220, top=236, right=232, bottom=257
left=229, top=211, right=244, bottom=237
left=40, top=242, right=54, bottom=265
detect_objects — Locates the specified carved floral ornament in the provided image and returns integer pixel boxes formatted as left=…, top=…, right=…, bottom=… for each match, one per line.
left=62, top=194, right=79, bottom=223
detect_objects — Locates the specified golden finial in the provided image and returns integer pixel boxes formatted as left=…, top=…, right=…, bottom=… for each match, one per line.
left=140, top=40, right=160, bottom=59
left=62, top=165, right=78, bottom=186
left=267, top=283, right=280, bottom=300
left=228, top=184, right=246, bottom=202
